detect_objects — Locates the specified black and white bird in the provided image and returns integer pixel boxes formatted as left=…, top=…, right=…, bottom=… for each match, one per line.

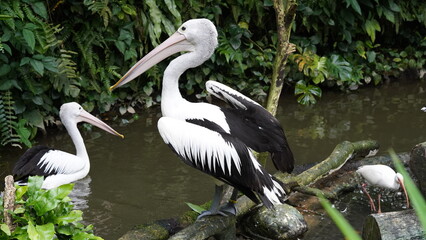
left=357, top=164, right=410, bottom=213
left=12, top=102, right=124, bottom=189
left=110, top=19, right=294, bottom=217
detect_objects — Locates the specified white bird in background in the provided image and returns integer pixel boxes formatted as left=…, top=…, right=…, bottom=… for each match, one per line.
left=110, top=19, right=294, bottom=217
left=421, top=107, right=426, bottom=112
left=12, top=102, right=124, bottom=189
left=356, top=164, right=410, bottom=213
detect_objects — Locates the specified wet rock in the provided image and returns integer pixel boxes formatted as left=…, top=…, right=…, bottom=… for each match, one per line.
left=240, top=204, right=307, bottom=239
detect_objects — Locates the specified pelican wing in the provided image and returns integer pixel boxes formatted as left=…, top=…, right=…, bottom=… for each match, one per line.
left=205, top=80, right=294, bottom=173
left=13, top=146, right=86, bottom=181
left=158, top=117, right=286, bottom=207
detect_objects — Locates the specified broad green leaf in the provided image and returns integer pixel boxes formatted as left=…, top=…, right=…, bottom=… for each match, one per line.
left=1, top=224, right=11, bottom=236
left=27, top=222, right=55, bottom=240
left=15, top=185, right=28, bottom=199
left=20, top=57, right=31, bottom=66
left=0, top=64, right=11, bottom=76
left=32, top=96, right=43, bottom=105
left=366, top=51, right=376, bottom=63
left=22, top=29, right=35, bottom=51
left=30, top=59, right=44, bottom=76
left=164, top=0, right=181, bottom=24
left=27, top=176, right=44, bottom=195
left=115, top=41, right=126, bottom=54
left=318, top=195, right=362, bottom=240
left=55, top=210, right=83, bottom=225
left=364, top=19, right=381, bottom=42
left=383, top=8, right=395, bottom=24
left=31, top=2, right=48, bottom=19
left=23, top=109, right=44, bottom=129
left=388, top=0, right=401, bottom=12
left=50, top=183, right=74, bottom=200
left=186, top=202, right=206, bottom=214
left=345, top=0, right=361, bottom=15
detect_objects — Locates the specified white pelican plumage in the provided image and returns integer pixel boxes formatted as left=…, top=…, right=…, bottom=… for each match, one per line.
left=111, top=19, right=294, bottom=217
left=12, top=102, right=124, bottom=189
left=357, top=164, right=409, bottom=213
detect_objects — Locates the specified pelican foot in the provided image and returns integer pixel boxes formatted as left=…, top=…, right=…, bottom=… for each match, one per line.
left=197, top=203, right=236, bottom=220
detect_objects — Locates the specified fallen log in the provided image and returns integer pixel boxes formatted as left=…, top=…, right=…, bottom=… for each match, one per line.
left=362, top=210, right=425, bottom=240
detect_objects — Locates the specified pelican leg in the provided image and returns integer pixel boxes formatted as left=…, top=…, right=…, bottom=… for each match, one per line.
left=197, top=185, right=227, bottom=219
left=361, top=183, right=377, bottom=212
left=217, top=187, right=238, bottom=216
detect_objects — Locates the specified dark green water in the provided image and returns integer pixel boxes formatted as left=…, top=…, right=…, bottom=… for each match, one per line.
left=1, top=79, right=425, bottom=239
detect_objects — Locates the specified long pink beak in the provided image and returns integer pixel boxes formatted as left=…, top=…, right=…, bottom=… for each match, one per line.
left=397, top=178, right=410, bottom=209
left=78, top=110, right=124, bottom=139
left=110, top=32, right=192, bottom=90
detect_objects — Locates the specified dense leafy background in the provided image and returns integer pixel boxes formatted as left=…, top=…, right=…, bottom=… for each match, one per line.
left=0, top=0, right=425, bottom=147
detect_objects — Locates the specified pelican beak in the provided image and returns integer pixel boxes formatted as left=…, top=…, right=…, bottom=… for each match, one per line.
left=397, top=177, right=410, bottom=209
left=79, top=110, right=124, bottom=139
left=110, top=31, right=193, bottom=90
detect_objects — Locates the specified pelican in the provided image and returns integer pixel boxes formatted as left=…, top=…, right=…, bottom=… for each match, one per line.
left=111, top=19, right=294, bottom=217
left=12, top=102, right=124, bottom=189
left=357, top=164, right=410, bottom=213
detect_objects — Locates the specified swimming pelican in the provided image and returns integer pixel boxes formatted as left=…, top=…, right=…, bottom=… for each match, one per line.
left=12, top=102, right=124, bottom=189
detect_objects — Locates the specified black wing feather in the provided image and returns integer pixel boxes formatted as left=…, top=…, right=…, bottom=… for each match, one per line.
left=12, top=145, right=56, bottom=182
left=183, top=118, right=285, bottom=207
left=220, top=96, right=294, bottom=173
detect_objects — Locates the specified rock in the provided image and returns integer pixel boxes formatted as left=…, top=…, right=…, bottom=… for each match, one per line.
left=118, top=222, right=169, bottom=240
left=410, top=142, right=426, bottom=196
left=240, top=204, right=307, bottom=239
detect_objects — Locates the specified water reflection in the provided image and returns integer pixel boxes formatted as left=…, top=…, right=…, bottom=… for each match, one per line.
left=0, top=80, right=425, bottom=239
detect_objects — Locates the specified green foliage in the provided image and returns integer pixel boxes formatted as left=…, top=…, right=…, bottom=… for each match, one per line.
left=289, top=0, right=426, bottom=104
left=0, top=91, right=31, bottom=148
left=0, top=176, right=103, bottom=239
left=0, top=0, right=425, bottom=146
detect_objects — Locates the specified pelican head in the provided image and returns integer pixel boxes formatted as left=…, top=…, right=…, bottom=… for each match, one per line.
left=110, top=18, right=218, bottom=90
left=60, top=102, right=124, bottom=138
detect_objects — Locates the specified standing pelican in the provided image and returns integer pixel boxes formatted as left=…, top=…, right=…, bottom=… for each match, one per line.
left=111, top=19, right=294, bottom=217
left=12, top=102, right=124, bottom=189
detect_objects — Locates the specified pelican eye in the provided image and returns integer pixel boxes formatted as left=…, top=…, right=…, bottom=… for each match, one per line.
left=181, top=26, right=186, bottom=31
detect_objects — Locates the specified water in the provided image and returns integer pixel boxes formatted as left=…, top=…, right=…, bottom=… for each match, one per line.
left=1, top=79, right=425, bottom=239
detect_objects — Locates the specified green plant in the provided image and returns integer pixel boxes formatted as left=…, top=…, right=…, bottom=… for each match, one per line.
left=0, top=91, right=31, bottom=148
left=0, top=176, right=103, bottom=239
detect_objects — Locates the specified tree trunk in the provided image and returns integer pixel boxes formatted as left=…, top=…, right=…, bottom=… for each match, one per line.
left=266, top=0, right=297, bottom=116
left=362, top=210, right=425, bottom=240
left=3, top=175, right=16, bottom=232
